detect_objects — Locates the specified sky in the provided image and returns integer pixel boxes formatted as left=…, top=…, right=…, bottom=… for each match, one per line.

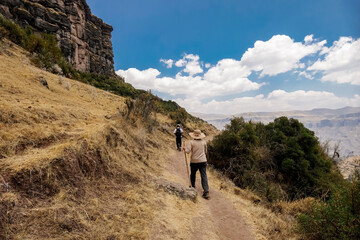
left=87, top=0, right=360, bottom=115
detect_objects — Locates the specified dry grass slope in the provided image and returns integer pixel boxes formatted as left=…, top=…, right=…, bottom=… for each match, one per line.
left=0, top=40, right=187, bottom=239
left=0, top=39, right=306, bottom=240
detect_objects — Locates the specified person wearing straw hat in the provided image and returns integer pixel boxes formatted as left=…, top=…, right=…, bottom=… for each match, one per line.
left=183, top=129, right=210, bottom=199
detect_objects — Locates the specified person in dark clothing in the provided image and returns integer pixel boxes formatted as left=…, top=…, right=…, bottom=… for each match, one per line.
left=174, top=124, right=183, bottom=151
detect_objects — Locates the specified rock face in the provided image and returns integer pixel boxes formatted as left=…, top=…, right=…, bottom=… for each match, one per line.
left=0, top=0, right=115, bottom=75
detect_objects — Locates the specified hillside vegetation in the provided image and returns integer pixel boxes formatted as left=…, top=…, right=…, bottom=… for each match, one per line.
left=0, top=27, right=321, bottom=240
left=208, top=117, right=343, bottom=201
left=0, top=13, right=196, bottom=124
left=2, top=15, right=358, bottom=240
left=0, top=39, right=222, bottom=239
left=208, top=117, right=360, bottom=239
left=0, top=35, right=310, bottom=240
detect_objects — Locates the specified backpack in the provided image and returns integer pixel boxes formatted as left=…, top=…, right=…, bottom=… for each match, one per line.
left=175, top=128, right=182, bottom=137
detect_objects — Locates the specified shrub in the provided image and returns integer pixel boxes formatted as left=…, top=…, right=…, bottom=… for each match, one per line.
left=157, top=99, right=180, bottom=113
left=123, top=92, right=160, bottom=133
left=297, top=171, right=360, bottom=239
left=169, top=107, right=188, bottom=124
left=208, top=117, right=342, bottom=201
left=75, top=72, right=140, bottom=98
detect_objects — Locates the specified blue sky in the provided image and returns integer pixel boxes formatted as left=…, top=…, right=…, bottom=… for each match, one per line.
left=87, top=0, right=360, bottom=114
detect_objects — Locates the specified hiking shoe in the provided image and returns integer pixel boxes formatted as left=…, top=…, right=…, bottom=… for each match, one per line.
left=202, top=191, right=210, bottom=199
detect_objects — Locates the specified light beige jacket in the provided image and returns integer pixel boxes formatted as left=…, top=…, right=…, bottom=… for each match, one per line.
left=185, top=139, right=207, bottom=163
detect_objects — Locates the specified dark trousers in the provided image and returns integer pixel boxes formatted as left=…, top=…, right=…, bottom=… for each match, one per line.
left=190, top=162, right=209, bottom=193
left=176, top=137, right=182, bottom=149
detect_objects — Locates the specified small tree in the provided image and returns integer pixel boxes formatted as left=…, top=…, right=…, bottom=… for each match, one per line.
left=208, top=116, right=342, bottom=201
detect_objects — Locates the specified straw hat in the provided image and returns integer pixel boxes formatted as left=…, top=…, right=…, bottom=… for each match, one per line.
left=189, top=129, right=206, bottom=139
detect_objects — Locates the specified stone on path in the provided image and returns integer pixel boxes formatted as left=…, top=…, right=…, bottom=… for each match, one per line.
left=156, top=179, right=197, bottom=202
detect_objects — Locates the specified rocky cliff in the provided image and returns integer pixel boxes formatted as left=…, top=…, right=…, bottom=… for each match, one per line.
left=0, top=0, right=115, bottom=75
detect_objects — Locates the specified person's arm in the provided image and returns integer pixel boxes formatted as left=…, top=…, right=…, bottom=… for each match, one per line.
left=184, top=141, right=192, bottom=154
left=204, top=141, right=209, bottom=160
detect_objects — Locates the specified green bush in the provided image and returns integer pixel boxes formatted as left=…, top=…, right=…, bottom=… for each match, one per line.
left=122, top=91, right=160, bottom=132
left=169, top=107, right=188, bottom=124
left=298, top=171, right=360, bottom=239
left=75, top=72, right=140, bottom=98
left=208, top=117, right=342, bottom=201
left=158, top=99, right=180, bottom=113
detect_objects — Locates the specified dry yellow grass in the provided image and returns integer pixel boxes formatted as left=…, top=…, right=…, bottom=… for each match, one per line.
left=0, top=39, right=182, bottom=239
left=0, top=39, right=303, bottom=240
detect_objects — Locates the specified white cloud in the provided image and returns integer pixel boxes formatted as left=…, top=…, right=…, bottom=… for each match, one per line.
left=116, top=67, right=263, bottom=99
left=116, top=34, right=360, bottom=115
left=298, top=71, right=314, bottom=79
left=241, top=35, right=326, bottom=77
left=204, top=59, right=250, bottom=83
left=116, top=68, right=160, bottom=90
left=175, top=54, right=203, bottom=76
left=175, top=90, right=360, bottom=115
left=175, top=59, right=186, bottom=67
left=160, top=59, right=174, bottom=68
left=117, top=35, right=329, bottom=100
left=304, top=34, right=314, bottom=44
left=117, top=51, right=265, bottom=99
left=308, top=37, right=360, bottom=85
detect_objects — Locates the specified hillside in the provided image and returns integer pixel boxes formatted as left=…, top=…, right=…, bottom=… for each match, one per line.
left=0, top=40, right=307, bottom=239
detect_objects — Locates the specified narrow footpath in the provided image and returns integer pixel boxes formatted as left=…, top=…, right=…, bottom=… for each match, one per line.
left=167, top=148, right=255, bottom=240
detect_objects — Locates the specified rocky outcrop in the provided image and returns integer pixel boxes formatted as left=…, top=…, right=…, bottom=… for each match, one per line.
left=0, top=0, right=115, bottom=75
left=156, top=179, right=197, bottom=202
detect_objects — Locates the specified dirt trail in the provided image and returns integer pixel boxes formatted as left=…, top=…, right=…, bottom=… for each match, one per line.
left=167, top=149, right=255, bottom=240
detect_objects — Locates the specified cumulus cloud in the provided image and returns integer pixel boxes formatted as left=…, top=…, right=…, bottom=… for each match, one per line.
left=116, top=67, right=263, bottom=99
left=116, top=68, right=160, bottom=89
left=160, top=59, right=174, bottom=68
left=241, top=34, right=326, bottom=77
left=117, top=34, right=360, bottom=114
left=175, top=54, right=203, bottom=76
left=116, top=52, right=266, bottom=99
left=204, top=59, right=250, bottom=83
left=175, top=59, right=186, bottom=67
left=304, top=34, right=314, bottom=44
left=308, top=37, right=360, bottom=85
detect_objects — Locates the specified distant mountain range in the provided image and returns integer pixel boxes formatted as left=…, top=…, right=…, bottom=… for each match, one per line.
left=192, top=107, right=360, bottom=157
